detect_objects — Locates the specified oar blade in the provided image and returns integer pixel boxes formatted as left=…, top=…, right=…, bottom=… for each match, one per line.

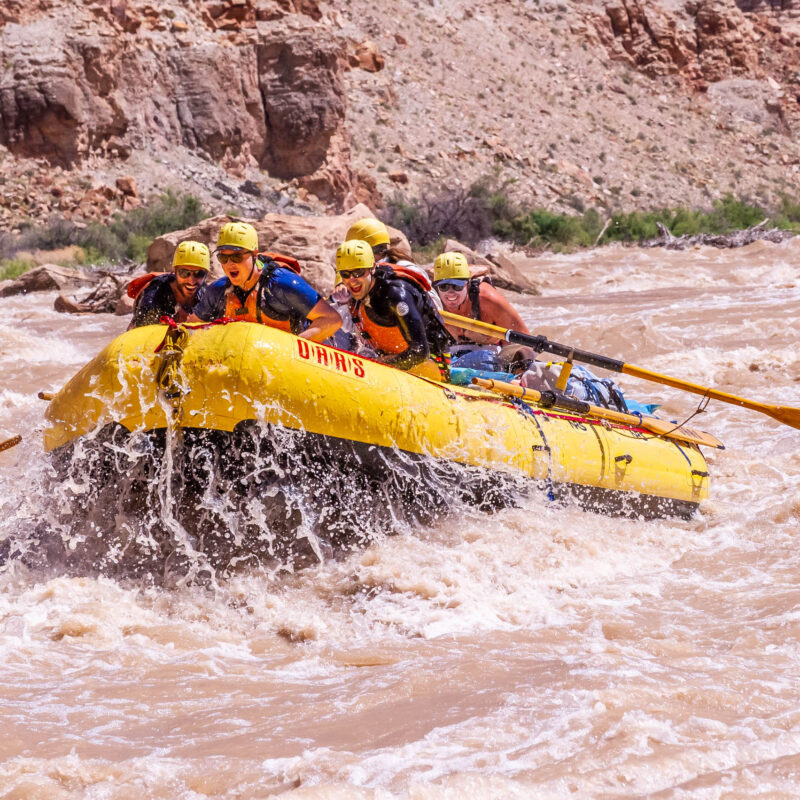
left=766, top=405, right=800, bottom=430
left=640, top=418, right=725, bottom=450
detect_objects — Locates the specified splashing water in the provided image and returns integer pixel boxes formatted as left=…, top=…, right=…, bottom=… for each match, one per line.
left=1, top=237, right=800, bottom=798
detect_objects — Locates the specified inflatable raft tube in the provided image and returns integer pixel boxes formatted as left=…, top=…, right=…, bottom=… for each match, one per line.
left=43, top=322, right=710, bottom=518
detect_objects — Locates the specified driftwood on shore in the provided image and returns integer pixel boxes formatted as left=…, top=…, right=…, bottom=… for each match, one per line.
left=54, top=270, right=133, bottom=315
left=642, top=221, right=795, bottom=250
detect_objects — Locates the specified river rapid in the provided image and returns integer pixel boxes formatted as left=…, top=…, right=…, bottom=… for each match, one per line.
left=1, top=239, right=799, bottom=799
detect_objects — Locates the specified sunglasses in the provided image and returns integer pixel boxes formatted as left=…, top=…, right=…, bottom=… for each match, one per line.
left=338, top=268, right=371, bottom=280
left=435, top=281, right=466, bottom=293
left=176, top=268, right=209, bottom=280
left=218, top=252, right=249, bottom=264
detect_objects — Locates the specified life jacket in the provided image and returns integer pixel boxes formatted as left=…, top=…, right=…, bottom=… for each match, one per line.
left=127, top=272, right=164, bottom=299
left=260, top=252, right=301, bottom=274
left=376, top=260, right=432, bottom=291
left=356, top=304, right=409, bottom=354
left=376, top=262, right=432, bottom=292
left=353, top=266, right=454, bottom=380
left=353, top=265, right=434, bottom=354
left=223, top=253, right=302, bottom=333
left=378, top=259, right=442, bottom=310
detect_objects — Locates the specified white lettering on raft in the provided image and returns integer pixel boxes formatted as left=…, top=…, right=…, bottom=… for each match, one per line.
left=296, top=339, right=366, bottom=379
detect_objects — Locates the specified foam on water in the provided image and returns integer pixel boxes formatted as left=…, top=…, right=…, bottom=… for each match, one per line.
left=2, top=240, right=800, bottom=797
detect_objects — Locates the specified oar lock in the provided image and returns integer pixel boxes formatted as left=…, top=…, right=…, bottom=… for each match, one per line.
left=154, top=326, right=190, bottom=406
left=538, top=389, right=591, bottom=415
left=554, top=349, right=575, bottom=393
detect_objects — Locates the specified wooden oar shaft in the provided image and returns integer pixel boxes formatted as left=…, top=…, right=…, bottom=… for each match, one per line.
left=442, top=309, right=800, bottom=430
left=471, top=378, right=724, bottom=449
left=622, top=364, right=765, bottom=413
left=0, top=434, right=22, bottom=453
left=440, top=310, right=624, bottom=371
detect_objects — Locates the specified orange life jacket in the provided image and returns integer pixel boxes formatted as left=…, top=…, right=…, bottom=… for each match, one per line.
left=223, top=285, right=293, bottom=331
left=356, top=304, right=409, bottom=353
left=352, top=265, right=434, bottom=354
left=222, top=252, right=301, bottom=331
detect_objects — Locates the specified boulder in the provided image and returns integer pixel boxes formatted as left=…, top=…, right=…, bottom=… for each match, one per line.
left=146, top=204, right=410, bottom=295
left=349, top=40, right=385, bottom=72
left=116, top=175, right=138, bottom=196
left=441, top=240, right=540, bottom=296
left=0, top=265, right=95, bottom=298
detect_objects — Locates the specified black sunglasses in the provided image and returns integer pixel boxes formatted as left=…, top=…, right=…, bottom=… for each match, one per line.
left=176, top=268, right=208, bottom=280
left=435, top=281, right=466, bottom=293
left=338, top=268, right=371, bottom=280
left=218, top=252, right=249, bottom=264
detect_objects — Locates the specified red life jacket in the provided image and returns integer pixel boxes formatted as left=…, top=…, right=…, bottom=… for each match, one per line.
left=127, top=272, right=164, bottom=299
left=261, top=252, right=301, bottom=274
left=376, top=261, right=432, bottom=291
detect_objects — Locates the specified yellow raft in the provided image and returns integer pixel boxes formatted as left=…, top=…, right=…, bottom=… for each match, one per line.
left=44, top=322, right=711, bottom=518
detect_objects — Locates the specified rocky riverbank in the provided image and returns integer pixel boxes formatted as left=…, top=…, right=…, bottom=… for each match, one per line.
left=1, top=0, right=799, bottom=235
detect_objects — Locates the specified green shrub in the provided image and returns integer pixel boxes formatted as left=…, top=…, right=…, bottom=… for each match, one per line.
left=0, top=257, right=36, bottom=281
left=1, top=191, right=207, bottom=268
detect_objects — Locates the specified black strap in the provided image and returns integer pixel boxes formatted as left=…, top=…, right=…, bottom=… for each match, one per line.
left=467, top=279, right=482, bottom=321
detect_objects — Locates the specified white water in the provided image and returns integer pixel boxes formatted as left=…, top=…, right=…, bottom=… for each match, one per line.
left=1, top=239, right=799, bottom=798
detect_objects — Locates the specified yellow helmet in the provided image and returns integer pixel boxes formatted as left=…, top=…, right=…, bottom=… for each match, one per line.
left=345, top=218, right=390, bottom=249
left=433, top=252, right=469, bottom=282
left=335, top=239, right=375, bottom=272
left=172, top=240, right=210, bottom=270
left=217, top=221, right=258, bottom=252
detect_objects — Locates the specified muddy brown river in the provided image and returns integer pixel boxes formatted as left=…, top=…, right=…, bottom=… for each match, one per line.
left=1, top=239, right=799, bottom=798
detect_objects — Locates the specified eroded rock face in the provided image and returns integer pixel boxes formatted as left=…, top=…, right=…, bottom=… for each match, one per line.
left=692, top=0, right=761, bottom=81
left=589, top=0, right=761, bottom=84
left=0, top=0, right=359, bottom=206
left=0, top=23, right=128, bottom=166
left=257, top=24, right=346, bottom=178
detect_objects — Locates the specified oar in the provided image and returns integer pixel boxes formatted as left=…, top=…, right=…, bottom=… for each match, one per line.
left=440, top=310, right=800, bottom=431
left=471, top=377, right=724, bottom=450
left=0, top=435, right=22, bottom=453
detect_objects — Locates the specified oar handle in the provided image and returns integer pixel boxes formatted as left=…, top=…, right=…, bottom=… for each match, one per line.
left=505, top=330, right=625, bottom=372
